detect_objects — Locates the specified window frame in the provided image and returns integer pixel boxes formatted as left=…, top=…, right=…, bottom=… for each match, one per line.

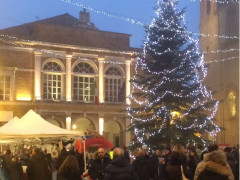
left=72, top=62, right=96, bottom=103
left=42, top=60, right=64, bottom=101
left=105, top=66, right=124, bottom=103
left=0, top=75, right=11, bottom=101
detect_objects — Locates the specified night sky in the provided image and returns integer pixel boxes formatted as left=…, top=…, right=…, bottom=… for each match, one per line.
left=0, top=0, right=200, bottom=48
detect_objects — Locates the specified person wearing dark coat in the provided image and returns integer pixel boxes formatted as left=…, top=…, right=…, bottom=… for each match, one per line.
left=132, top=149, right=152, bottom=180
left=224, top=147, right=236, bottom=179
left=0, top=149, right=23, bottom=180
left=165, top=144, right=189, bottom=180
left=59, top=155, right=82, bottom=180
left=165, top=151, right=183, bottom=180
left=187, top=149, right=199, bottom=180
left=104, top=148, right=138, bottom=180
left=149, top=149, right=161, bottom=178
left=11, top=155, right=24, bottom=180
left=26, top=147, right=51, bottom=180
left=88, top=147, right=111, bottom=180
left=122, top=146, right=131, bottom=163
left=56, top=140, right=76, bottom=170
left=162, top=147, right=171, bottom=164
left=194, top=150, right=234, bottom=180
left=0, top=151, right=13, bottom=180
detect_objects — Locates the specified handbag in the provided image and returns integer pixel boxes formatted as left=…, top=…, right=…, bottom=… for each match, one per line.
left=181, top=165, right=189, bottom=180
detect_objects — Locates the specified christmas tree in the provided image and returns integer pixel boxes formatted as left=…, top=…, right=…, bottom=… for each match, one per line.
left=127, top=0, right=220, bottom=150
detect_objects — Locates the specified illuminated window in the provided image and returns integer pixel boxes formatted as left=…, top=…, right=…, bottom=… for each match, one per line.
left=229, top=92, right=236, bottom=118
left=0, top=75, right=11, bottom=101
left=42, top=62, right=63, bottom=100
left=105, top=67, right=123, bottom=103
left=73, top=62, right=95, bottom=102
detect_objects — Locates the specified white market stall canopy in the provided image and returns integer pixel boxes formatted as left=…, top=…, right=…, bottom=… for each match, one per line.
left=0, top=109, right=81, bottom=139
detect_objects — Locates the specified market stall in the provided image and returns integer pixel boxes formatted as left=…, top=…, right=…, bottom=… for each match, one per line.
left=0, top=109, right=81, bottom=139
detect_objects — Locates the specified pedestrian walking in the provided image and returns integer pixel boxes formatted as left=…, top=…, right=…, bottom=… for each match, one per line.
left=26, top=147, right=51, bottom=180
left=132, top=149, right=152, bottom=180
left=195, top=150, right=234, bottom=180
left=59, top=155, right=82, bottom=180
left=104, top=148, right=138, bottom=180
left=88, top=148, right=111, bottom=180
left=165, top=144, right=189, bottom=180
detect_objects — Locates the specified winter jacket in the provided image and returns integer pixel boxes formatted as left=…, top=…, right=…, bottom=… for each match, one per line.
left=104, top=156, right=138, bottom=180
left=88, top=154, right=111, bottom=180
left=132, top=155, right=152, bottom=180
left=187, top=156, right=199, bottom=180
left=150, top=153, right=161, bottom=177
left=165, top=152, right=189, bottom=180
left=61, top=168, right=82, bottom=180
left=26, top=153, right=51, bottom=180
left=56, top=148, right=76, bottom=170
left=194, top=150, right=234, bottom=180
left=0, top=155, right=12, bottom=180
left=11, top=161, right=23, bottom=180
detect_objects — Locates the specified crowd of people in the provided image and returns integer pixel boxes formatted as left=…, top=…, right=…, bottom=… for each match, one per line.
left=0, top=141, right=239, bottom=180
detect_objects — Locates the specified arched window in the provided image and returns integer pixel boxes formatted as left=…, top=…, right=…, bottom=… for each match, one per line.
left=105, top=67, right=124, bottom=103
left=73, top=62, right=95, bottom=102
left=42, top=61, right=63, bottom=100
left=229, top=92, right=236, bottom=118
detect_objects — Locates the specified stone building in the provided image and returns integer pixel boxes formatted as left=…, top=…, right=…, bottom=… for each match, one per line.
left=200, top=1, right=239, bottom=146
left=0, top=9, right=137, bottom=147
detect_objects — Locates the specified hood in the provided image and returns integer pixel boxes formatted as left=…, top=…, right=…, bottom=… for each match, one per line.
left=204, top=150, right=227, bottom=164
left=111, top=156, right=128, bottom=167
left=135, top=155, right=148, bottom=165
left=204, top=161, right=232, bottom=177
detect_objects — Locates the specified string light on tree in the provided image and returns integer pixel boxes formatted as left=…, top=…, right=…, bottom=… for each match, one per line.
left=127, top=0, right=220, bottom=150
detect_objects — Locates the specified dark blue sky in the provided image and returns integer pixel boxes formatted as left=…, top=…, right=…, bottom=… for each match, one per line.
left=0, top=0, right=200, bottom=48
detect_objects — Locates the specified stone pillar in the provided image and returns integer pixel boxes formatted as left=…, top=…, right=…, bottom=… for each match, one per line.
left=125, top=117, right=131, bottom=146
left=34, top=51, right=42, bottom=100
left=98, top=114, right=104, bottom=135
left=65, top=55, right=72, bottom=101
left=98, top=57, right=104, bottom=103
left=66, top=113, right=72, bottom=130
left=125, top=60, right=131, bottom=104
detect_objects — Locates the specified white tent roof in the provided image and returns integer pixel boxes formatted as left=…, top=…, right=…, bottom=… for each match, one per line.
left=0, top=116, right=20, bottom=131
left=0, top=109, right=81, bottom=138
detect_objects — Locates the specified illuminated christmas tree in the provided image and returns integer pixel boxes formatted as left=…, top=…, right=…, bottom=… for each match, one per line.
left=127, top=0, right=220, bottom=149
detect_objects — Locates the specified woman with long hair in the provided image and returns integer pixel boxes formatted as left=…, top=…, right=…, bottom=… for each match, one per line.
left=59, top=155, right=82, bottom=180
left=165, top=144, right=189, bottom=180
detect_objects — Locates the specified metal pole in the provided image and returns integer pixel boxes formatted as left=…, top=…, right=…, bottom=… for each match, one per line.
left=83, top=140, right=87, bottom=172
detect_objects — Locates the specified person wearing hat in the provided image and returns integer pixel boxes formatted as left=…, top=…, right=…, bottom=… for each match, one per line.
left=56, top=139, right=75, bottom=171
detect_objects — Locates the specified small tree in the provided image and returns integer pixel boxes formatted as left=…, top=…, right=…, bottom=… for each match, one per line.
left=127, top=0, right=220, bottom=150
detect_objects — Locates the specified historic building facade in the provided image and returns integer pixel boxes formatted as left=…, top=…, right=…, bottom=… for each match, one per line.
left=200, top=1, right=239, bottom=146
left=0, top=9, right=137, bottom=147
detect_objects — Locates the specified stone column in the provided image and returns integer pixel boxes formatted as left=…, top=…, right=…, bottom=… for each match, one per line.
left=66, top=112, right=72, bottom=130
left=65, top=55, right=72, bottom=101
left=98, top=57, right=104, bottom=103
left=98, top=114, right=104, bottom=135
left=125, top=117, right=131, bottom=146
left=125, top=60, right=131, bottom=104
left=34, top=51, right=42, bottom=100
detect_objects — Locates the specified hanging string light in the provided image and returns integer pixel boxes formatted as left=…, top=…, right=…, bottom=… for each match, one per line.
left=0, top=34, right=237, bottom=66
left=59, top=0, right=239, bottom=40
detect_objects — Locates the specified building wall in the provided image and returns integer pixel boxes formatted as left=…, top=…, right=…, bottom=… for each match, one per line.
left=200, top=1, right=239, bottom=146
left=0, top=43, right=135, bottom=146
